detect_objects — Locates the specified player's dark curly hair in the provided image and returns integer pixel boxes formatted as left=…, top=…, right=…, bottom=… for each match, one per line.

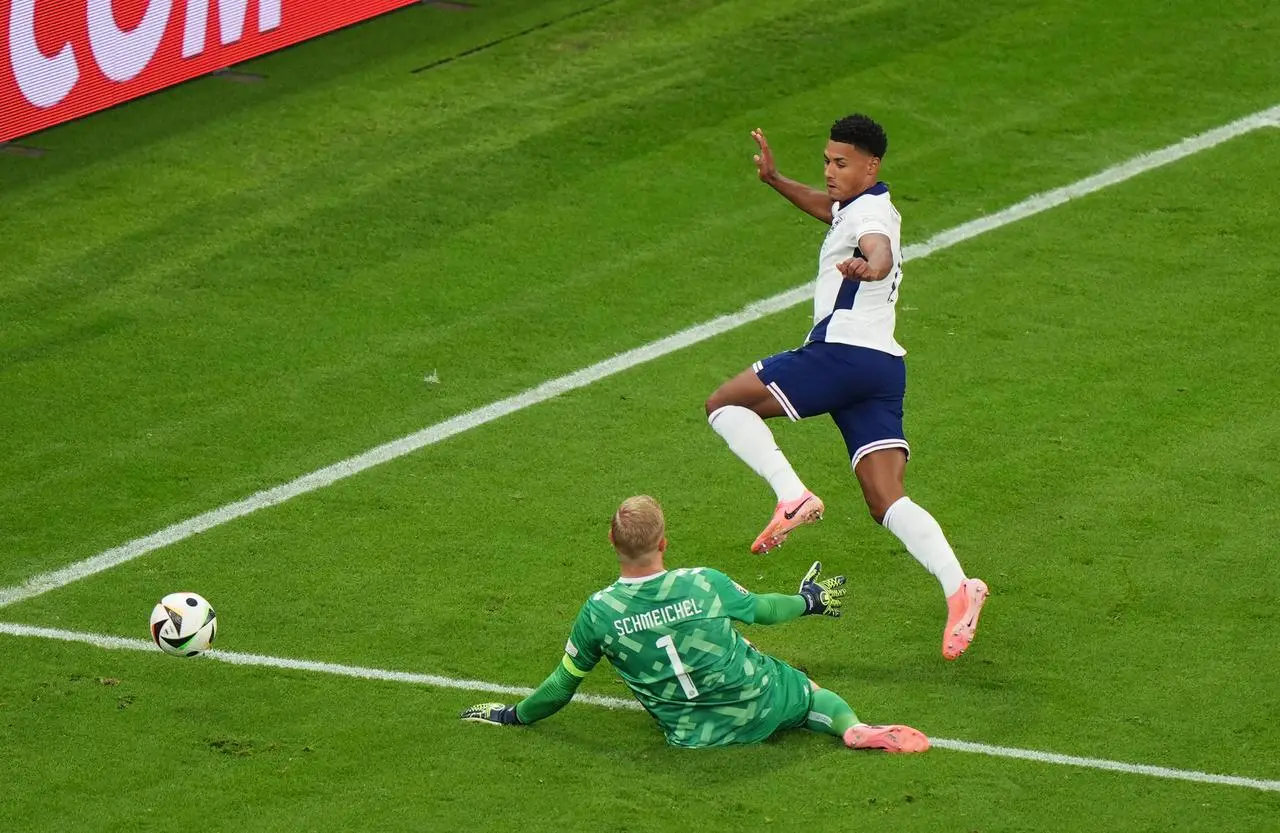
left=830, top=114, right=888, bottom=158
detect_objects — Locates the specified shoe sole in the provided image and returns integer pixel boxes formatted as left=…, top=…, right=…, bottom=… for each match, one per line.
left=751, top=505, right=824, bottom=554
left=942, top=579, right=989, bottom=660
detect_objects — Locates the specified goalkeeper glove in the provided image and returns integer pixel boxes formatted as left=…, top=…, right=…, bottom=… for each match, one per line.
left=459, top=702, right=523, bottom=726
left=798, top=560, right=847, bottom=617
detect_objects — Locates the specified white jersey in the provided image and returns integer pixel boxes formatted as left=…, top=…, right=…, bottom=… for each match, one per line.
left=806, top=182, right=905, bottom=356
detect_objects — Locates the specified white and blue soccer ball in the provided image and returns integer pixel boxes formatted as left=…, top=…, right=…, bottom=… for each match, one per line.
left=149, top=592, right=218, bottom=657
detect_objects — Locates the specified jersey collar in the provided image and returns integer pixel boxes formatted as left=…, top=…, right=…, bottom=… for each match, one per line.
left=837, top=181, right=889, bottom=211
left=616, top=570, right=668, bottom=584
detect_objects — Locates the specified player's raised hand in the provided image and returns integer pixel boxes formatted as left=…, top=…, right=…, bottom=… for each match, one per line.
left=837, top=257, right=876, bottom=281
left=798, top=561, right=847, bottom=617
left=459, top=702, right=523, bottom=725
left=752, top=128, right=779, bottom=184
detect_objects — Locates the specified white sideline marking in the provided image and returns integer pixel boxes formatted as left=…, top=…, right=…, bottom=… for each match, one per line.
left=929, top=739, right=1280, bottom=793
left=1, top=103, right=1277, bottom=610
left=3, top=620, right=1278, bottom=793
left=0, top=621, right=642, bottom=712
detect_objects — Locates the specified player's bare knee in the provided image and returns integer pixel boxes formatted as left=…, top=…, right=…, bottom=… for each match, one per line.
left=706, top=385, right=751, bottom=417
left=866, top=494, right=899, bottom=525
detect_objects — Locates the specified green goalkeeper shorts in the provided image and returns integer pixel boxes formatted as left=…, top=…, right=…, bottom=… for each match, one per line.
left=664, top=654, right=814, bottom=747
left=740, top=654, right=815, bottom=743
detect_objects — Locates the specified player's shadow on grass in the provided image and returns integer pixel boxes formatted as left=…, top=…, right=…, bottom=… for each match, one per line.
left=533, top=712, right=851, bottom=783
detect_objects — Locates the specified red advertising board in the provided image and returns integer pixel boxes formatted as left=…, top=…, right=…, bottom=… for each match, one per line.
left=1, top=0, right=418, bottom=142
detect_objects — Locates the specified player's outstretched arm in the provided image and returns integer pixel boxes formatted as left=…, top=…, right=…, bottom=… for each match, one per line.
left=752, top=129, right=834, bottom=224
left=836, top=232, right=894, bottom=281
left=752, top=561, right=847, bottom=624
left=460, top=656, right=587, bottom=727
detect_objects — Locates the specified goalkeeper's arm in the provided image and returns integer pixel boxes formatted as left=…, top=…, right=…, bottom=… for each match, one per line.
left=516, top=657, right=586, bottom=723
left=752, top=593, right=808, bottom=624
left=459, top=656, right=586, bottom=726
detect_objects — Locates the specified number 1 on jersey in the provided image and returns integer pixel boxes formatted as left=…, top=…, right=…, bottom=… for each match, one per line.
left=655, top=634, right=699, bottom=699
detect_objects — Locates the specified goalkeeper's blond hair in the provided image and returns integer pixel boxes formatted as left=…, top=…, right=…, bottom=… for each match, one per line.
left=610, top=495, right=665, bottom=559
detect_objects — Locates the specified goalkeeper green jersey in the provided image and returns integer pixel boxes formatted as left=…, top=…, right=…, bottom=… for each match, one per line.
left=564, top=567, right=813, bottom=747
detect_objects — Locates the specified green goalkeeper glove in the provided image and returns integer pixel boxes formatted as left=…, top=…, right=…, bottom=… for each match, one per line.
left=459, top=702, right=523, bottom=725
left=798, top=561, right=847, bottom=617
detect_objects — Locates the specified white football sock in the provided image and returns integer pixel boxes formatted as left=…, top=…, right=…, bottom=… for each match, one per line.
left=708, top=405, right=806, bottom=502
left=881, top=496, right=966, bottom=597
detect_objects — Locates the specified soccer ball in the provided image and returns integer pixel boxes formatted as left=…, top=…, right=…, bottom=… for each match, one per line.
left=149, top=592, right=218, bottom=657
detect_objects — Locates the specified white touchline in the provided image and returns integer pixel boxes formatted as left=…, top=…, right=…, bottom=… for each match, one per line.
left=1, top=103, right=1277, bottom=611
left=926, top=739, right=1280, bottom=793
left=2, top=621, right=1278, bottom=794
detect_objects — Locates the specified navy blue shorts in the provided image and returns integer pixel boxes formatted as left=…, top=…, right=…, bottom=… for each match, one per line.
left=753, top=342, right=909, bottom=468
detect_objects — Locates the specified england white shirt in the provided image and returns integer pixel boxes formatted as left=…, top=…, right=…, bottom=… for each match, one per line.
left=806, top=182, right=905, bottom=356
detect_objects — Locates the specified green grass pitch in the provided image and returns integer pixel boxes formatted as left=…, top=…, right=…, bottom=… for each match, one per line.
left=1, top=1, right=1278, bottom=830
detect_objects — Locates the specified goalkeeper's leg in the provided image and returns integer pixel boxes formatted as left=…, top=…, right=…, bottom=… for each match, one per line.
left=805, top=687, right=859, bottom=737
left=806, top=685, right=930, bottom=753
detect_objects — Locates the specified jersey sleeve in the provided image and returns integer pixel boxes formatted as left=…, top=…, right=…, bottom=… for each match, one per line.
left=702, top=568, right=759, bottom=624
left=563, top=600, right=605, bottom=677
left=852, top=200, right=895, bottom=241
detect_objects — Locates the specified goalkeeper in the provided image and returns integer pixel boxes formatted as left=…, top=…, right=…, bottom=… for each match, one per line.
left=461, top=495, right=927, bottom=752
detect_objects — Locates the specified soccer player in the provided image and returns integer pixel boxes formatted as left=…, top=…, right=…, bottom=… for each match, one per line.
left=459, top=495, right=928, bottom=752
left=703, top=114, right=988, bottom=660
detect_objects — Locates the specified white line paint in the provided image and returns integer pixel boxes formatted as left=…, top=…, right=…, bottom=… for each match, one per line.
left=2, top=103, right=1277, bottom=610
left=0, top=621, right=643, bottom=711
left=914, top=103, right=1280, bottom=255
left=929, top=739, right=1280, bottom=794
left=3, top=620, right=1277, bottom=793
